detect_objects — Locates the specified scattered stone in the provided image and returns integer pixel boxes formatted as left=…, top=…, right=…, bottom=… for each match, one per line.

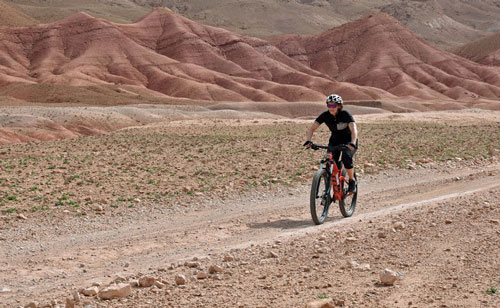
left=301, top=266, right=311, bottom=272
left=345, top=237, right=357, bottom=242
left=129, top=279, right=139, bottom=287
left=98, top=283, right=131, bottom=300
left=267, top=251, right=279, bottom=258
left=377, top=232, right=386, bottom=239
left=72, top=290, right=80, bottom=302
left=380, top=269, right=398, bottom=286
left=305, top=298, right=335, bottom=308
left=65, top=298, right=75, bottom=308
left=318, top=246, right=330, bottom=253
left=393, top=222, right=405, bottom=230
left=0, top=287, right=11, bottom=293
left=81, top=286, right=98, bottom=296
left=223, top=255, right=235, bottom=262
left=445, top=219, right=453, bottom=224
left=348, top=260, right=370, bottom=271
left=489, top=219, right=499, bottom=224
left=17, top=214, right=28, bottom=220
left=197, top=271, right=208, bottom=279
left=138, top=276, right=156, bottom=287
left=94, top=205, right=104, bottom=212
left=209, top=265, right=224, bottom=274
left=154, top=281, right=165, bottom=289
left=175, top=274, right=186, bottom=285
left=24, top=302, right=39, bottom=308
left=185, top=261, right=201, bottom=268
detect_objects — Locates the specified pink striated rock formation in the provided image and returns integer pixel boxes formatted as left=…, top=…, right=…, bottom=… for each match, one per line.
left=0, top=9, right=388, bottom=103
left=269, top=13, right=500, bottom=105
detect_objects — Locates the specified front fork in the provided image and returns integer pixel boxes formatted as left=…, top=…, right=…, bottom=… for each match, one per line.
left=329, top=162, right=344, bottom=201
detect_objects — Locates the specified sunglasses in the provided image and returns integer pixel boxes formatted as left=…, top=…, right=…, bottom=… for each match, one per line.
left=327, top=103, right=338, bottom=108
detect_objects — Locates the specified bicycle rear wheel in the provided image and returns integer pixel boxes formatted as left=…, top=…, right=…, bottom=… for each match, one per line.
left=310, top=168, right=331, bottom=225
left=339, top=171, right=357, bottom=217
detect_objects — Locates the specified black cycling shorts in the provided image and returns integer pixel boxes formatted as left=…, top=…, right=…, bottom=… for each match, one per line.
left=331, top=144, right=357, bottom=169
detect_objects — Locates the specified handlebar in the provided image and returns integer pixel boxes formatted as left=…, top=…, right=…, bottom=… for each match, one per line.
left=310, top=143, right=348, bottom=152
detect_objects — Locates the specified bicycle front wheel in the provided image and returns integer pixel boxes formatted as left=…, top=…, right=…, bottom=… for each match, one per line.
left=310, top=168, right=331, bottom=225
left=339, top=171, right=357, bottom=217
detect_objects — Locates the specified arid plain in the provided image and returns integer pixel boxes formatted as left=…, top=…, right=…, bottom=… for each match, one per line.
left=1, top=2, right=500, bottom=308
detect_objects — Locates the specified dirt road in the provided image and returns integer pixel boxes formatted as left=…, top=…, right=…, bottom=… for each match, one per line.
left=1, top=160, right=499, bottom=307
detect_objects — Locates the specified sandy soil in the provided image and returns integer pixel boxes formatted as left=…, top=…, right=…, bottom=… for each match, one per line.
left=0, top=109, right=500, bottom=308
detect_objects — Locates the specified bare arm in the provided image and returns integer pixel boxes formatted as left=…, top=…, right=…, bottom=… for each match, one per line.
left=306, top=121, right=320, bottom=143
left=348, top=122, right=358, bottom=149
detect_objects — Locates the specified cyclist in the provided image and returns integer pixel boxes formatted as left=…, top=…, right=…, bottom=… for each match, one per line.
left=303, top=94, right=358, bottom=193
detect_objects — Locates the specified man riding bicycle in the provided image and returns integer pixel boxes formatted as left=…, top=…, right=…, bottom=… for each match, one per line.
left=304, top=94, right=358, bottom=193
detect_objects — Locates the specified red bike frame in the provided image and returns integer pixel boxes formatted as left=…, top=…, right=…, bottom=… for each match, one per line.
left=326, top=152, right=346, bottom=201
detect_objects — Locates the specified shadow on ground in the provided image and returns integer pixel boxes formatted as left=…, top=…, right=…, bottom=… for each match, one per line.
left=248, top=216, right=343, bottom=230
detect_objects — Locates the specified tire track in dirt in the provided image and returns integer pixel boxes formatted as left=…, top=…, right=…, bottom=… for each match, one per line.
left=1, top=164, right=500, bottom=305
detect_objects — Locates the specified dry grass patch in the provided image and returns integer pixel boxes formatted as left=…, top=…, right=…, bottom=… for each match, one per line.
left=1, top=120, right=499, bottom=220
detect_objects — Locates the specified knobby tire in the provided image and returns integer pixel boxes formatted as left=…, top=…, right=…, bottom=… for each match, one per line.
left=310, top=168, right=331, bottom=225
left=339, top=170, right=357, bottom=217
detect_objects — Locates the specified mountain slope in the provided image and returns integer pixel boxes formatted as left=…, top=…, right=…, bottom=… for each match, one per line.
left=0, top=0, right=38, bottom=27
left=453, top=32, right=500, bottom=66
left=6, top=0, right=500, bottom=49
left=0, top=9, right=389, bottom=103
left=269, top=13, right=500, bottom=104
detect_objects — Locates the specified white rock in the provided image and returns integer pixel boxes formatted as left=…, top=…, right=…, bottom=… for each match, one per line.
left=175, top=274, right=186, bottom=285
left=223, top=255, right=235, bottom=262
left=380, top=268, right=398, bottom=286
left=305, top=298, right=335, bottom=308
left=98, top=283, right=131, bottom=300
left=154, top=281, right=165, bottom=289
left=81, top=286, right=98, bottom=296
left=0, top=287, right=11, bottom=293
left=267, top=251, right=279, bottom=258
left=138, top=276, right=156, bottom=287
left=393, top=222, right=405, bottom=230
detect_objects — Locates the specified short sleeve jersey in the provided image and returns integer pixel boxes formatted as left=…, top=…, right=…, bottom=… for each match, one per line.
left=315, top=110, right=355, bottom=146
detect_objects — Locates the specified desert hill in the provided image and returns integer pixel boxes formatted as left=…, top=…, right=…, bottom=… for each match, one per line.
left=270, top=13, right=500, bottom=109
left=1, top=9, right=500, bottom=110
left=453, top=32, right=500, bottom=66
left=0, top=0, right=38, bottom=27
left=2, top=0, right=149, bottom=24
left=0, top=9, right=391, bottom=104
left=5, top=0, right=500, bottom=49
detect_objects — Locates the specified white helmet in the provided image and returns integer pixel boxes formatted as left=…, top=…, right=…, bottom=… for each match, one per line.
left=326, top=94, right=343, bottom=105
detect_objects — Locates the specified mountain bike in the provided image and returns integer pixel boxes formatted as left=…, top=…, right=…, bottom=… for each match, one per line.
left=308, top=144, right=358, bottom=225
